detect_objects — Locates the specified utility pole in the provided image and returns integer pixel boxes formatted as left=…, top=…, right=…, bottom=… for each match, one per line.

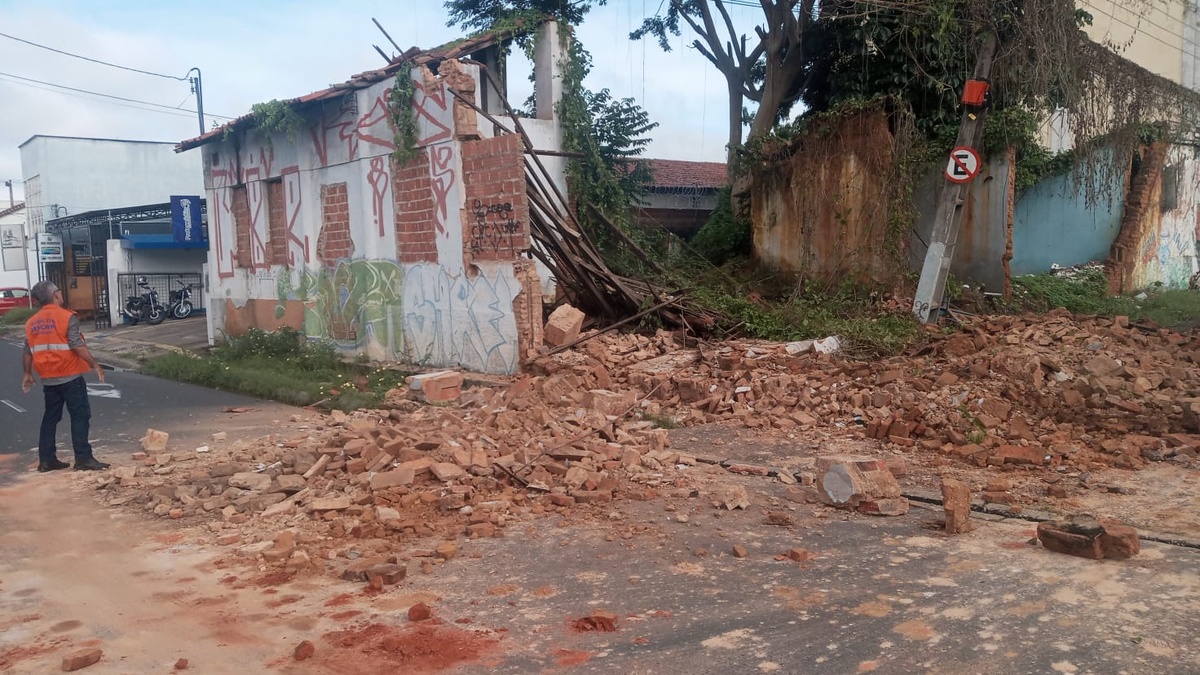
left=912, top=32, right=998, bottom=324
left=189, top=67, right=206, bottom=135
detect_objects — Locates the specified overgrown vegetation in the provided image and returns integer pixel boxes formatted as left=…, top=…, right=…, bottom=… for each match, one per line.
left=1012, top=269, right=1200, bottom=328
left=0, top=307, right=35, bottom=326
left=386, top=74, right=420, bottom=165
left=249, top=99, right=307, bottom=149
left=690, top=262, right=922, bottom=356
left=689, top=187, right=751, bottom=265
left=143, top=328, right=408, bottom=412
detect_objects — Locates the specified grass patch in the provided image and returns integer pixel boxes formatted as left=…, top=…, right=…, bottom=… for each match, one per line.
left=0, top=307, right=35, bottom=325
left=1012, top=269, right=1200, bottom=328
left=143, top=328, right=409, bottom=412
left=688, top=261, right=923, bottom=357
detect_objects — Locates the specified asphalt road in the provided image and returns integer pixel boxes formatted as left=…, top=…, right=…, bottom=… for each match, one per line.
left=0, top=335, right=278, bottom=473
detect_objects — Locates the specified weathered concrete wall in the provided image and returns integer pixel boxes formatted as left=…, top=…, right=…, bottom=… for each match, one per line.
left=1108, top=144, right=1199, bottom=292
left=911, top=151, right=1013, bottom=293
left=201, top=56, right=555, bottom=375
left=751, top=109, right=899, bottom=284
left=1011, top=149, right=1127, bottom=276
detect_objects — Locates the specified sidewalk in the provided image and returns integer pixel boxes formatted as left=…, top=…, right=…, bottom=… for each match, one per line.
left=85, top=315, right=210, bottom=370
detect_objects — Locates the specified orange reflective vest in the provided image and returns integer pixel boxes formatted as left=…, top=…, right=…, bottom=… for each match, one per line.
left=25, top=304, right=90, bottom=380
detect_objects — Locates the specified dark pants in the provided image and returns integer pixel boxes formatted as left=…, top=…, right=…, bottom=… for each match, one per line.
left=39, top=376, right=94, bottom=463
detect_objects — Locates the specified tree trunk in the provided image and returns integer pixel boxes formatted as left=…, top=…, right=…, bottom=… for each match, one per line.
left=726, top=79, right=744, bottom=182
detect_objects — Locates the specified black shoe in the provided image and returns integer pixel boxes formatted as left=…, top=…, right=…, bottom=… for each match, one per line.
left=37, top=459, right=70, bottom=472
left=74, top=458, right=110, bottom=471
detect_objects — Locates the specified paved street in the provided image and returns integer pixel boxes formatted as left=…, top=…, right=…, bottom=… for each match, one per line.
left=0, top=333, right=282, bottom=476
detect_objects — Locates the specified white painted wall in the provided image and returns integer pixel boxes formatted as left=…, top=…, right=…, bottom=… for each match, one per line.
left=19, top=136, right=204, bottom=232
left=0, top=203, right=34, bottom=290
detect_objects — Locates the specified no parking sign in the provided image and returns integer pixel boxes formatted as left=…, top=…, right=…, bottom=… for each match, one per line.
left=945, top=146, right=981, bottom=184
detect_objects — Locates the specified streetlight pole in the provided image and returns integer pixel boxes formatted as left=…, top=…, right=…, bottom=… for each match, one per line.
left=189, top=67, right=206, bottom=134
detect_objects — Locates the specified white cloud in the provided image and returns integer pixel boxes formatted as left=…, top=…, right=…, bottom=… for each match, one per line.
left=0, top=0, right=759, bottom=202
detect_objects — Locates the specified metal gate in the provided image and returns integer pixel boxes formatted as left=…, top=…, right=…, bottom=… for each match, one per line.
left=115, top=273, right=206, bottom=322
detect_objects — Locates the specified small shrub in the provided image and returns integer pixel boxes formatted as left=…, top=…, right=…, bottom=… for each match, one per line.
left=0, top=307, right=36, bottom=325
left=145, top=327, right=409, bottom=411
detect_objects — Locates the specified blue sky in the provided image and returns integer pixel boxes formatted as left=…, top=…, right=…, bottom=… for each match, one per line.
left=0, top=0, right=768, bottom=202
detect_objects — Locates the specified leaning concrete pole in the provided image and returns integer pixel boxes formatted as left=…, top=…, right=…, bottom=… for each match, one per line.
left=912, top=32, right=998, bottom=323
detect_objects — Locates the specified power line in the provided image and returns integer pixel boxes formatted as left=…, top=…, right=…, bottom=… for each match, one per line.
left=0, top=31, right=190, bottom=81
left=0, top=70, right=234, bottom=120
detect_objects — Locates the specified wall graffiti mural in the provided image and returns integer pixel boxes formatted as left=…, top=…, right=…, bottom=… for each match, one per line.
left=413, top=75, right=452, bottom=145
left=280, top=166, right=310, bottom=265
left=401, top=263, right=520, bottom=374
left=210, top=154, right=240, bottom=278
left=368, top=156, right=390, bottom=239
left=468, top=199, right=520, bottom=258
left=275, top=260, right=405, bottom=357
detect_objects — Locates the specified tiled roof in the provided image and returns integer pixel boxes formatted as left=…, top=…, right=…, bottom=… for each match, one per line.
left=0, top=202, right=25, bottom=219
left=177, top=23, right=539, bottom=152
left=646, top=159, right=727, bottom=190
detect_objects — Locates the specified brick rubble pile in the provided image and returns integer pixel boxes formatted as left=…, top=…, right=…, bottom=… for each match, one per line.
left=96, top=308, right=1200, bottom=581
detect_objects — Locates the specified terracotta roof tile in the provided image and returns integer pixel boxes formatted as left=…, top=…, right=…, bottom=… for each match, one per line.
left=646, top=159, right=727, bottom=189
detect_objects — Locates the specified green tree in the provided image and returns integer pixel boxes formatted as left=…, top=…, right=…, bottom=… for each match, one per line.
left=632, top=1, right=829, bottom=175
left=445, top=0, right=605, bottom=32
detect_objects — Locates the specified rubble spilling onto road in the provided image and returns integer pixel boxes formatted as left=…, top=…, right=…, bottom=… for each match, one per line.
left=91, top=307, right=1200, bottom=581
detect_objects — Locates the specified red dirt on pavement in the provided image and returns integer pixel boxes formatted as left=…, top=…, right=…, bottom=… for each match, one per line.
left=253, top=571, right=295, bottom=587
left=323, top=593, right=355, bottom=607
left=315, top=621, right=501, bottom=672
left=553, top=648, right=594, bottom=666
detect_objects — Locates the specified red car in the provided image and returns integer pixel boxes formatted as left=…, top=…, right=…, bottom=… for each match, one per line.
left=0, top=287, right=31, bottom=316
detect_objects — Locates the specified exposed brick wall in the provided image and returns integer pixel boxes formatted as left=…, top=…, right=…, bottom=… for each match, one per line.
left=461, top=133, right=529, bottom=262
left=511, top=258, right=543, bottom=364
left=266, top=179, right=287, bottom=266
left=232, top=185, right=252, bottom=268
left=317, top=182, right=354, bottom=265
left=392, top=151, right=439, bottom=264
left=1106, top=142, right=1169, bottom=295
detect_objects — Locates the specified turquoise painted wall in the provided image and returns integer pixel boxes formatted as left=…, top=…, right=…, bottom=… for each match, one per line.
left=1011, top=150, right=1127, bottom=275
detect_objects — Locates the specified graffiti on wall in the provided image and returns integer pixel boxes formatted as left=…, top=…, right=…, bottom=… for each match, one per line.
left=401, top=263, right=520, bottom=374
left=468, top=199, right=520, bottom=257
left=430, top=146, right=457, bottom=237
left=276, top=259, right=405, bottom=356
left=368, top=156, right=390, bottom=239
left=210, top=154, right=240, bottom=278
left=273, top=258, right=523, bottom=374
left=311, top=92, right=397, bottom=168
left=280, top=166, right=310, bottom=265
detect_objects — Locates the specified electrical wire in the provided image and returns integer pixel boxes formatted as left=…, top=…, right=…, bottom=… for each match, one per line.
left=0, top=31, right=191, bottom=80
left=0, top=70, right=234, bottom=120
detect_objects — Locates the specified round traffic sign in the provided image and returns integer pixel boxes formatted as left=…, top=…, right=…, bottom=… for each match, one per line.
left=945, top=146, right=981, bottom=184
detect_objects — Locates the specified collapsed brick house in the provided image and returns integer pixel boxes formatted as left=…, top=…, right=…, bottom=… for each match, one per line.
left=177, top=23, right=569, bottom=375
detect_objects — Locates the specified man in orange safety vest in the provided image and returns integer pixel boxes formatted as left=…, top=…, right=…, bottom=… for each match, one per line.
left=22, top=281, right=109, bottom=472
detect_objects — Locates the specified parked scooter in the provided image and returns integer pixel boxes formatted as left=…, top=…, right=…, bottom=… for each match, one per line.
left=168, top=279, right=196, bottom=319
left=120, top=276, right=166, bottom=325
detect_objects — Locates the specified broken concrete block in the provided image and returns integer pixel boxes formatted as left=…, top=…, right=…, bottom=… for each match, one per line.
left=370, top=468, right=415, bottom=491
left=857, top=498, right=909, bottom=516
left=309, top=497, right=351, bottom=511
left=1037, top=515, right=1138, bottom=560
left=430, top=462, right=467, bottom=482
left=1099, top=521, right=1140, bottom=559
left=407, top=371, right=464, bottom=403
left=815, top=457, right=901, bottom=511
left=228, top=472, right=273, bottom=491
left=141, top=429, right=169, bottom=453
left=544, top=304, right=586, bottom=347
left=61, top=647, right=103, bottom=671
left=1037, top=521, right=1103, bottom=559
left=583, top=389, right=635, bottom=417
left=941, top=478, right=973, bottom=534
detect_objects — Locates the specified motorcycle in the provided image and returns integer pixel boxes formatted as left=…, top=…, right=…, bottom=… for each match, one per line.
left=120, top=276, right=166, bottom=326
left=168, top=279, right=196, bottom=320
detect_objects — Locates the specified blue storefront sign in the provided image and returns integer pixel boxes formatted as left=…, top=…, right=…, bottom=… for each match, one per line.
left=171, top=195, right=205, bottom=244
